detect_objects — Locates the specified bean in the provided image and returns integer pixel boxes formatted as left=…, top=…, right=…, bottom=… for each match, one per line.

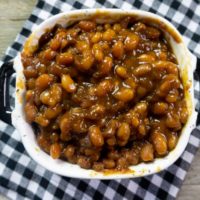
left=120, top=16, right=131, bottom=28
left=134, top=102, right=148, bottom=116
left=60, top=39, right=68, bottom=50
left=40, top=90, right=50, bottom=105
left=88, top=151, right=100, bottom=162
left=140, top=143, right=154, bottom=162
left=166, top=113, right=181, bottom=130
left=165, top=75, right=180, bottom=88
left=56, top=30, right=67, bottom=40
left=71, top=118, right=87, bottom=134
left=37, top=64, right=46, bottom=75
left=138, top=124, right=146, bottom=136
left=145, top=27, right=160, bottom=39
left=152, top=102, right=168, bottom=115
left=158, top=75, right=180, bottom=97
left=35, top=74, right=53, bottom=91
left=124, top=77, right=137, bottom=89
left=37, top=133, right=51, bottom=153
left=49, top=64, right=62, bottom=76
left=113, top=23, right=121, bottom=32
left=102, top=29, right=116, bottom=41
left=100, top=42, right=109, bottom=50
left=134, top=22, right=147, bottom=32
left=165, top=89, right=178, bottom=103
left=63, top=145, right=75, bottom=160
left=27, top=78, right=35, bottom=89
left=40, top=84, right=62, bottom=106
left=103, top=159, right=115, bottom=169
left=94, top=49, right=104, bottom=62
left=51, top=84, right=62, bottom=100
left=84, top=148, right=96, bottom=156
left=89, top=126, right=104, bottom=147
left=96, top=79, right=113, bottom=96
left=76, top=40, right=90, bottom=52
left=157, top=51, right=167, bottom=60
left=24, top=66, right=37, bottom=79
left=117, top=157, right=127, bottom=169
left=25, top=90, right=34, bottom=101
left=75, top=50, right=94, bottom=70
left=70, top=107, right=85, bottom=118
left=77, top=156, right=91, bottom=169
left=87, top=104, right=105, bottom=120
left=92, top=44, right=104, bottom=62
left=153, top=61, right=178, bottom=75
left=124, top=34, right=139, bottom=51
left=42, top=49, right=56, bottom=61
left=139, top=78, right=153, bottom=91
left=134, top=64, right=152, bottom=76
left=103, top=119, right=119, bottom=138
left=61, top=74, right=76, bottom=93
left=50, top=143, right=61, bottom=159
left=115, top=66, right=128, bottom=79
left=34, top=89, right=41, bottom=106
left=35, top=114, right=49, bottom=127
left=112, top=40, right=124, bottom=59
left=158, top=81, right=171, bottom=97
left=114, top=87, right=134, bottom=102
left=152, top=131, right=167, bottom=156
left=138, top=54, right=156, bottom=63
left=124, top=150, right=139, bottom=165
left=78, top=21, right=96, bottom=31
left=91, top=32, right=102, bottom=43
left=100, top=56, right=113, bottom=75
left=92, top=162, right=104, bottom=171
left=104, top=23, right=111, bottom=30
left=59, top=115, right=71, bottom=141
left=117, top=122, right=130, bottom=146
left=44, top=105, right=62, bottom=119
left=49, top=37, right=61, bottom=51
left=132, top=115, right=140, bottom=127
left=25, top=103, right=37, bottom=122
left=56, top=51, right=74, bottom=65
left=167, top=132, right=178, bottom=150
left=66, top=28, right=79, bottom=38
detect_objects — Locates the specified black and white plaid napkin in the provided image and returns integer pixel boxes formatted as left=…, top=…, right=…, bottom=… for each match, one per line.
left=0, top=0, right=200, bottom=199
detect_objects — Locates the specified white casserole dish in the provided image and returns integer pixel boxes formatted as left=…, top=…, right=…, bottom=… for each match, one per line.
left=11, top=9, right=197, bottom=179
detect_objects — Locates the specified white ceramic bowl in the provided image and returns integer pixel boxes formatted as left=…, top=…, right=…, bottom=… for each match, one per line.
left=12, top=9, right=197, bottom=179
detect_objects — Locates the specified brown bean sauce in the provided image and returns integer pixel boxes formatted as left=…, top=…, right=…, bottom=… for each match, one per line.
left=22, top=18, right=188, bottom=171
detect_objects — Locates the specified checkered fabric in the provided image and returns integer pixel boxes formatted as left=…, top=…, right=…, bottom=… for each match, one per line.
left=0, top=0, right=200, bottom=199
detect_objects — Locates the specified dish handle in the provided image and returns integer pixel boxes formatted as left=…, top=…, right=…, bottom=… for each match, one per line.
left=0, top=61, right=14, bottom=125
left=194, top=57, right=200, bottom=123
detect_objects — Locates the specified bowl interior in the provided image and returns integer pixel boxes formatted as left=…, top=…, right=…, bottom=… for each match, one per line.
left=12, top=9, right=197, bottom=179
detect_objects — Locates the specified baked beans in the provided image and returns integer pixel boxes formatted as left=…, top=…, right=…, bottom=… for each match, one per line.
left=22, top=17, right=188, bottom=171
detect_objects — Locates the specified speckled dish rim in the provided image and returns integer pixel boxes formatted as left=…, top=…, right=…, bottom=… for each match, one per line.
left=12, top=9, right=197, bottom=179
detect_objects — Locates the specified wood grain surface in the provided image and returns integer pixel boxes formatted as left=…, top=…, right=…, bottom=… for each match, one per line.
left=0, top=1, right=199, bottom=199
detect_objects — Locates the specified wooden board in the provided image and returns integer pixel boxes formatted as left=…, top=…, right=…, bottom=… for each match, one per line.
left=0, top=1, right=199, bottom=199
left=0, top=0, right=37, bottom=58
